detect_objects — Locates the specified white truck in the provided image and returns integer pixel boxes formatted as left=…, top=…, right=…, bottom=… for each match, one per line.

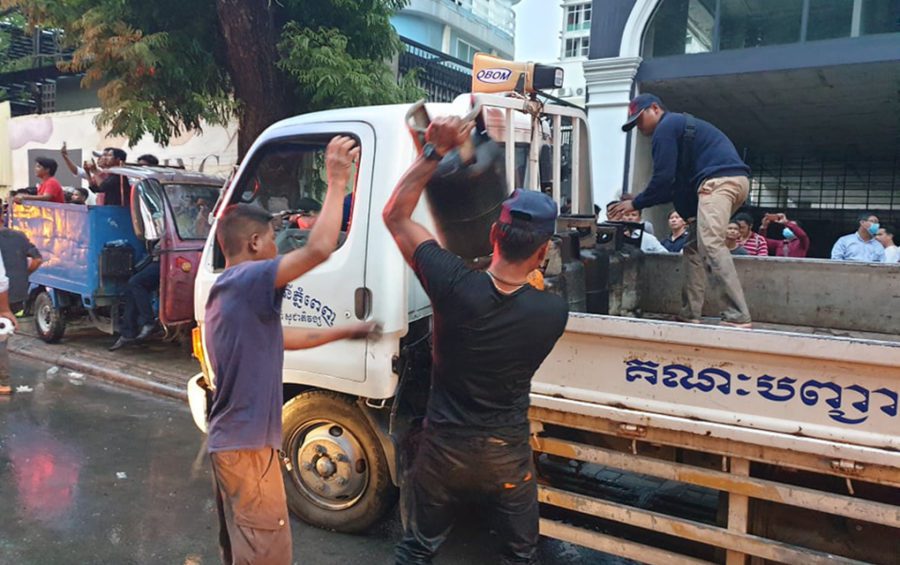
left=187, top=91, right=900, bottom=563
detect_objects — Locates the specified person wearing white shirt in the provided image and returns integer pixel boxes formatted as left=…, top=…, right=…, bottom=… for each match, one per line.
left=0, top=252, right=17, bottom=395
left=619, top=205, right=668, bottom=253
left=876, top=225, right=900, bottom=264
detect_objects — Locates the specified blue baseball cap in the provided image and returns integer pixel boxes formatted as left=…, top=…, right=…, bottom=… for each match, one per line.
left=622, top=93, right=664, bottom=132
left=498, top=189, right=558, bottom=236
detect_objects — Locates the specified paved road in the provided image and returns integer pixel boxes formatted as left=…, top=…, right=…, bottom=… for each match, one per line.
left=0, top=356, right=626, bottom=564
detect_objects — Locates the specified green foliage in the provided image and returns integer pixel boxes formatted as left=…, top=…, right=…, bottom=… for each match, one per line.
left=2, top=0, right=422, bottom=150
left=277, top=22, right=422, bottom=112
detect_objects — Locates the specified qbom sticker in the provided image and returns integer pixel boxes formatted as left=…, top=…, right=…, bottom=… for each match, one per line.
left=476, top=67, right=512, bottom=84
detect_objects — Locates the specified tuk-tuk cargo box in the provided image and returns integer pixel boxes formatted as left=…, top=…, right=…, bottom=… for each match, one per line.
left=10, top=202, right=146, bottom=306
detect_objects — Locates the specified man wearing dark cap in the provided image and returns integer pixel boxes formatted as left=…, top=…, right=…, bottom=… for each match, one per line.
left=384, top=116, right=568, bottom=564
left=611, top=93, right=753, bottom=328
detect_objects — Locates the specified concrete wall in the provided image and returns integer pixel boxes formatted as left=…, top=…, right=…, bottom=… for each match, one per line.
left=391, top=14, right=445, bottom=51
left=8, top=108, right=238, bottom=190
left=639, top=253, right=900, bottom=335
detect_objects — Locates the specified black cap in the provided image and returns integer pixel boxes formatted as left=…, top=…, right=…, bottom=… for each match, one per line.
left=498, top=189, right=558, bottom=236
left=622, top=93, right=663, bottom=132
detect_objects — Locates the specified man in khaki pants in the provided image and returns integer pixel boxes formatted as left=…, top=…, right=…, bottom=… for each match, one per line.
left=611, top=94, right=753, bottom=328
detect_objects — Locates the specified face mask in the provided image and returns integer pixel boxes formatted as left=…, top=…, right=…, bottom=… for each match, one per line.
left=868, top=223, right=880, bottom=236
left=782, top=228, right=794, bottom=240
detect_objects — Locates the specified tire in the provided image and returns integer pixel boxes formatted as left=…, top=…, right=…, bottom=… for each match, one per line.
left=33, top=291, right=65, bottom=343
left=281, top=390, right=397, bottom=533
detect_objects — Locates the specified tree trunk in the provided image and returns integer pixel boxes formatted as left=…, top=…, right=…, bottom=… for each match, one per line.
left=215, top=0, right=292, bottom=160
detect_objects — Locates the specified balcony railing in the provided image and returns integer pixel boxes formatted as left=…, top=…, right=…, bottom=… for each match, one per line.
left=398, top=37, right=472, bottom=103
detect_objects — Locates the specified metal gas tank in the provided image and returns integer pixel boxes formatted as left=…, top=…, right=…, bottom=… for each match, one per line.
left=425, top=131, right=508, bottom=261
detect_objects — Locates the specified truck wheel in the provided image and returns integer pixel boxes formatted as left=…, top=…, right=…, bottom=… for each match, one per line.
left=282, top=391, right=397, bottom=533
left=33, top=291, right=65, bottom=343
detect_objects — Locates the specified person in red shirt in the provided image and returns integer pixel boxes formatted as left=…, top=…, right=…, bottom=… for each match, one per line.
left=16, top=157, right=65, bottom=204
left=761, top=212, right=810, bottom=258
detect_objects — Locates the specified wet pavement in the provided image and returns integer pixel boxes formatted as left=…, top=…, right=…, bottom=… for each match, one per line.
left=0, top=356, right=628, bottom=564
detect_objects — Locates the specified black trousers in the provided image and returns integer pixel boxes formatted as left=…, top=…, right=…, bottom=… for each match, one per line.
left=395, top=427, right=539, bottom=565
left=120, top=261, right=160, bottom=338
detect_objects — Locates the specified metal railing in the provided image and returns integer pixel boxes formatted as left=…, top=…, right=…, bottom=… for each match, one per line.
left=747, top=154, right=898, bottom=219
left=398, top=37, right=472, bottom=103
left=743, top=152, right=899, bottom=257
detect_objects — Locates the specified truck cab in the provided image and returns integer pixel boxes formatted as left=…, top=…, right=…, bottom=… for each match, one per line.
left=190, top=93, right=592, bottom=531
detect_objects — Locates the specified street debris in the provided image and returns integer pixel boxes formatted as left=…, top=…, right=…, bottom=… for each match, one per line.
left=116, top=472, right=128, bottom=480
left=15, top=385, right=32, bottom=393
left=46, top=366, right=60, bottom=375
left=67, top=371, right=85, bottom=379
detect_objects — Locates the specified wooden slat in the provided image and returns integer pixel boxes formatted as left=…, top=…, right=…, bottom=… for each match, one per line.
left=530, top=406, right=900, bottom=488
left=539, top=486, right=869, bottom=565
left=726, top=458, right=750, bottom=565
left=532, top=436, right=900, bottom=528
left=540, top=518, right=711, bottom=565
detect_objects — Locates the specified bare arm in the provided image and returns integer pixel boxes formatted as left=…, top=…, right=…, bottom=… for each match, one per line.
left=16, top=193, right=53, bottom=203
left=283, top=321, right=380, bottom=351
left=27, top=257, right=43, bottom=273
left=382, top=117, right=473, bottom=266
left=382, top=156, right=441, bottom=265
left=275, top=136, right=359, bottom=288
left=60, top=143, right=79, bottom=176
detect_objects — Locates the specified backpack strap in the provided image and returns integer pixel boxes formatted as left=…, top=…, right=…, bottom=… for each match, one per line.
left=679, top=113, right=697, bottom=184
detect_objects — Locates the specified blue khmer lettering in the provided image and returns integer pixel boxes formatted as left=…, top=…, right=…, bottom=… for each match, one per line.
left=281, top=283, right=335, bottom=327
left=623, top=359, right=898, bottom=426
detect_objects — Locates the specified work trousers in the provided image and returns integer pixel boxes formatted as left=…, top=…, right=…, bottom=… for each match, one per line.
left=395, top=428, right=539, bottom=565
left=120, top=261, right=160, bottom=338
left=681, top=175, right=752, bottom=324
left=210, top=447, right=292, bottom=565
left=0, top=339, right=7, bottom=387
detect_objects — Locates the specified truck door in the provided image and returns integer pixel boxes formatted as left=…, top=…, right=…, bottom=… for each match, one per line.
left=226, top=123, right=375, bottom=385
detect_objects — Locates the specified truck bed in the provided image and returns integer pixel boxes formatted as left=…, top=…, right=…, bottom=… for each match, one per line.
left=532, top=313, right=900, bottom=465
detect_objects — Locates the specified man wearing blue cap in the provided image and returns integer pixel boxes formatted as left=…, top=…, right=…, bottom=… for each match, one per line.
left=611, top=93, right=753, bottom=328
left=384, top=116, right=568, bottom=564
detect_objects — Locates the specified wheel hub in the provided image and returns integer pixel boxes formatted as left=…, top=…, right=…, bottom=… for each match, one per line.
left=37, top=303, right=53, bottom=332
left=292, top=422, right=368, bottom=510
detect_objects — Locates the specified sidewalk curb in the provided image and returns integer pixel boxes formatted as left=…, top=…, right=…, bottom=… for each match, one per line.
left=9, top=336, right=189, bottom=403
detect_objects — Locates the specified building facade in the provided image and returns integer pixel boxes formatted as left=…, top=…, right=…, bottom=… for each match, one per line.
left=556, top=0, right=593, bottom=105
left=392, top=0, right=519, bottom=62
left=584, top=0, right=900, bottom=256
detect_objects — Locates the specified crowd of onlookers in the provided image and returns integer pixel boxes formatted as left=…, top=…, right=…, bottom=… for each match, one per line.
left=9, top=145, right=160, bottom=208
left=604, top=197, right=898, bottom=264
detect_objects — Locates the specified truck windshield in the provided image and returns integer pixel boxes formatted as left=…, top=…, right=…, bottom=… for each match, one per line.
left=164, top=183, right=221, bottom=240
left=229, top=136, right=358, bottom=256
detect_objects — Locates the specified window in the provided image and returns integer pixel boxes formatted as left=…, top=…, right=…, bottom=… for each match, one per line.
left=719, top=0, right=803, bottom=50
left=564, top=37, right=590, bottom=58
left=861, top=0, right=900, bottom=35
left=643, top=0, right=715, bottom=57
left=566, top=3, right=592, bottom=31
left=456, top=38, right=479, bottom=63
left=232, top=136, right=358, bottom=255
left=164, top=184, right=222, bottom=240
left=807, top=0, right=853, bottom=41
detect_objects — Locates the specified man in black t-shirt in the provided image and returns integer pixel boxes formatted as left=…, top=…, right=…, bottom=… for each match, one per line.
left=93, top=147, right=129, bottom=206
left=384, top=117, right=568, bottom=564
